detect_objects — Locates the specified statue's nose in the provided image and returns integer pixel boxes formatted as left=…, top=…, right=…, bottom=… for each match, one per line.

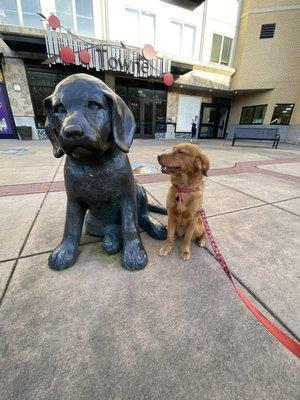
left=63, top=125, right=83, bottom=138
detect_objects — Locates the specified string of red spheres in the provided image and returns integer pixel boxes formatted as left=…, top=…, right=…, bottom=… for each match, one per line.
left=47, top=15, right=174, bottom=86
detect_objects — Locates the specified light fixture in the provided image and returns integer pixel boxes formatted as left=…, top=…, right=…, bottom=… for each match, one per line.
left=282, top=111, right=288, bottom=113
left=180, top=85, right=183, bottom=88
left=209, top=89, right=212, bottom=92
left=234, top=91, right=238, bottom=94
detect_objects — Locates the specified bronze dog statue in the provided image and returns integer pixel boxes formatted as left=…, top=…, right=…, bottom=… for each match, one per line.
left=44, top=73, right=166, bottom=271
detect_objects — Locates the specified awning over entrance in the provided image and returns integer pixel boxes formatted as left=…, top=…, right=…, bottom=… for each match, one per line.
left=1, top=33, right=46, bottom=53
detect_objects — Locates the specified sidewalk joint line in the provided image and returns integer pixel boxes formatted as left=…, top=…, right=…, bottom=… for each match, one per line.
left=203, top=247, right=300, bottom=342
left=0, top=159, right=63, bottom=308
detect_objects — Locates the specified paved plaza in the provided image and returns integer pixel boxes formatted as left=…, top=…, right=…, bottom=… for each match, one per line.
left=0, top=139, right=299, bottom=399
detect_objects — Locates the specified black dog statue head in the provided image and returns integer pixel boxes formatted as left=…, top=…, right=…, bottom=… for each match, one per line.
left=44, top=73, right=135, bottom=158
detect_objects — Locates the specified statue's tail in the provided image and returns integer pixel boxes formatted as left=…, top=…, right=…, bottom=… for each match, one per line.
left=148, top=203, right=167, bottom=215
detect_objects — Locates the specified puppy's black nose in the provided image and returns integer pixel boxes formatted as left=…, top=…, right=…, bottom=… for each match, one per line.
left=63, top=125, right=83, bottom=138
left=157, top=154, right=162, bottom=162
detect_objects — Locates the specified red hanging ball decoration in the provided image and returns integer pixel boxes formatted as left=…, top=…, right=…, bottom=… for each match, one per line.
left=48, top=15, right=61, bottom=29
left=79, top=49, right=91, bottom=65
left=60, top=46, right=75, bottom=64
left=163, top=73, right=174, bottom=86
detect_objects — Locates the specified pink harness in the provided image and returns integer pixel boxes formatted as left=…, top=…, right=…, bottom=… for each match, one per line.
left=176, top=186, right=198, bottom=204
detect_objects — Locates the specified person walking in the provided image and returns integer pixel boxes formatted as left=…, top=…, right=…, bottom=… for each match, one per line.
left=191, top=115, right=198, bottom=141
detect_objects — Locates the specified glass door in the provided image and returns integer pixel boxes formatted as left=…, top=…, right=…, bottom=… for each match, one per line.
left=199, top=103, right=230, bottom=139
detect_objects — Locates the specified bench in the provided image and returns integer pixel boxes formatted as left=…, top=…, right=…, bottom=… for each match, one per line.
left=232, top=127, right=280, bottom=148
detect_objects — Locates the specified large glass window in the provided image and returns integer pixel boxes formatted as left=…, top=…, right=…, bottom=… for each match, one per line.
left=240, top=105, right=267, bottom=125
left=210, top=33, right=233, bottom=66
left=75, top=0, right=94, bottom=37
left=56, top=0, right=74, bottom=32
left=169, top=21, right=195, bottom=58
left=270, top=104, right=294, bottom=125
left=124, top=8, right=155, bottom=47
left=55, top=0, right=94, bottom=37
left=0, top=0, right=19, bottom=25
left=21, top=0, right=42, bottom=29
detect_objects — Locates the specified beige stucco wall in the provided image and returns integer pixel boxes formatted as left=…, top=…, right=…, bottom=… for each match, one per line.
left=229, top=1, right=300, bottom=129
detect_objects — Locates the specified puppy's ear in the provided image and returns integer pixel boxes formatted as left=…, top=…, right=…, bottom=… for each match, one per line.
left=103, top=90, right=135, bottom=153
left=43, top=97, right=64, bottom=158
left=194, top=153, right=210, bottom=176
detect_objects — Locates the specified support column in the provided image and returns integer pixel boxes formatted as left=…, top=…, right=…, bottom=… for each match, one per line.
left=104, top=71, right=115, bottom=91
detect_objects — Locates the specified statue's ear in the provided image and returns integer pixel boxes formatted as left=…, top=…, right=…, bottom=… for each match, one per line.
left=103, top=90, right=135, bottom=153
left=43, top=96, right=64, bottom=158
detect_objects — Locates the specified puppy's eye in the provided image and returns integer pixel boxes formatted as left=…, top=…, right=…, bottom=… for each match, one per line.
left=54, top=104, right=67, bottom=114
left=87, top=101, right=102, bottom=110
left=177, top=149, right=185, bottom=154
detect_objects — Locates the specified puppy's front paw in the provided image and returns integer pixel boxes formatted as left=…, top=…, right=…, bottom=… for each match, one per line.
left=159, top=245, right=172, bottom=257
left=181, top=251, right=191, bottom=261
left=196, top=235, right=205, bottom=247
left=48, top=243, right=79, bottom=271
left=122, top=241, right=148, bottom=271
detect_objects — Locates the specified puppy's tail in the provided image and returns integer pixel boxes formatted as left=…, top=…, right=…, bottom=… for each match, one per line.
left=148, top=203, right=167, bottom=215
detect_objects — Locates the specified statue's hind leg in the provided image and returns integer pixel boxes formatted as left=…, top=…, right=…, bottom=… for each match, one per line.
left=137, top=183, right=167, bottom=240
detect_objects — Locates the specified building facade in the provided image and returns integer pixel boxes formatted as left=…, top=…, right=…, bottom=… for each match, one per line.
left=0, top=0, right=240, bottom=140
left=0, top=0, right=299, bottom=143
left=227, top=0, right=300, bottom=144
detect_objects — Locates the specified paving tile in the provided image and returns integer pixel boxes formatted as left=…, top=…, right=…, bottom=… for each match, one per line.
left=144, top=179, right=264, bottom=216
left=273, top=198, right=300, bottom=216
left=0, top=238, right=298, bottom=400
left=0, top=166, right=59, bottom=186
left=210, top=172, right=300, bottom=202
left=257, top=162, right=300, bottom=178
left=208, top=205, right=300, bottom=336
left=0, top=261, right=14, bottom=298
left=0, top=194, right=44, bottom=261
left=23, top=192, right=99, bottom=257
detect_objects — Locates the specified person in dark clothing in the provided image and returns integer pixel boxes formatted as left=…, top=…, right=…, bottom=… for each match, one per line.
left=191, top=115, right=198, bottom=141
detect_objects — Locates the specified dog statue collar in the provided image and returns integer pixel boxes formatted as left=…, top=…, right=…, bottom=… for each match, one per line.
left=175, top=186, right=199, bottom=204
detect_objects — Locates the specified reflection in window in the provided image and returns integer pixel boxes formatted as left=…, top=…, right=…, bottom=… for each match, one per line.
left=169, top=21, right=195, bottom=58
left=240, top=105, right=267, bottom=125
left=21, top=0, right=42, bottom=28
left=125, top=9, right=139, bottom=46
left=210, top=33, right=233, bottom=66
left=270, top=104, right=294, bottom=125
left=76, top=0, right=94, bottom=37
left=124, top=8, right=155, bottom=47
left=55, top=0, right=94, bottom=37
left=0, top=0, right=19, bottom=25
left=56, top=0, right=74, bottom=32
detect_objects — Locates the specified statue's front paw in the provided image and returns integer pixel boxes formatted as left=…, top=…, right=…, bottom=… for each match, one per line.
left=48, top=243, right=79, bottom=271
left=122, top=241, right=148, bottom=271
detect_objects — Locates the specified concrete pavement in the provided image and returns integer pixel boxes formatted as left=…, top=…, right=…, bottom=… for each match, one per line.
left=0, top=139, right=299, bottom=399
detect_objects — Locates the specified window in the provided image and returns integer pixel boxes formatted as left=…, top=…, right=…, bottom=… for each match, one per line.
left=270, top=104, right=294, bottom=125
left=124, top=8, right=155, bottom=47
left=260, top=23, right=276, bottom=39
left=169, top=21, right=195, bottom=58
left=0, top=0, right=19, bottom=25
left=0, top=0, right=42, bottom=28
left=240, top=105, right=267, bottom=125
left=55, top=0, right=94, bottom=37
left=210, top=33, right=233, bottom=66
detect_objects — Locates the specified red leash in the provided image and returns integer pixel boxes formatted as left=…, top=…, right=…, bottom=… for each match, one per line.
left=200, top=209, right=300, bottom=358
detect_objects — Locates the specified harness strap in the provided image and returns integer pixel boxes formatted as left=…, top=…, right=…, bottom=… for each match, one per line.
left=200, top=208, right=300, bottom=358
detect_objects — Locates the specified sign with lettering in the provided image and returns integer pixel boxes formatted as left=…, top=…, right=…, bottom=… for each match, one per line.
left=45, top=27, right=171, bottom=79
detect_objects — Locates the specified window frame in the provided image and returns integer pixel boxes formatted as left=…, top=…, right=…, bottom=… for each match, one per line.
left=239, top=104, right=267, bottom=125
left=0, top=0, right=42, bottom=28
left=210, top=33, right=233, bottom=66
left=270, top=103, right=295, bottom=125
left=55, top=0, right=95, bottom=37
left=169, top=19, right=196, bottom=59
left=124, top=7, right=156, bottom=48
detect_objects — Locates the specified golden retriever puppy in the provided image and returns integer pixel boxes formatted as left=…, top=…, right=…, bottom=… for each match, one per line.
left=157, top=143, right=209, bottom=260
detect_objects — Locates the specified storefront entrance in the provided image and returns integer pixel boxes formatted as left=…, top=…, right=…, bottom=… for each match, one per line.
left=199, top=102, right=230, bottom=139
left=115, top=78, right=167, bottom=139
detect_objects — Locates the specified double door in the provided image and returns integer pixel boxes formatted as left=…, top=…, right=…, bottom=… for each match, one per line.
left=199, top=103, right=230, bottom=139
left=129, top=98, right=155, bottom=138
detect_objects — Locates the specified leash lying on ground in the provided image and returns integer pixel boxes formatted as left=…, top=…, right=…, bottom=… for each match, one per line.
left=200, top=209, right=300, bottom=358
